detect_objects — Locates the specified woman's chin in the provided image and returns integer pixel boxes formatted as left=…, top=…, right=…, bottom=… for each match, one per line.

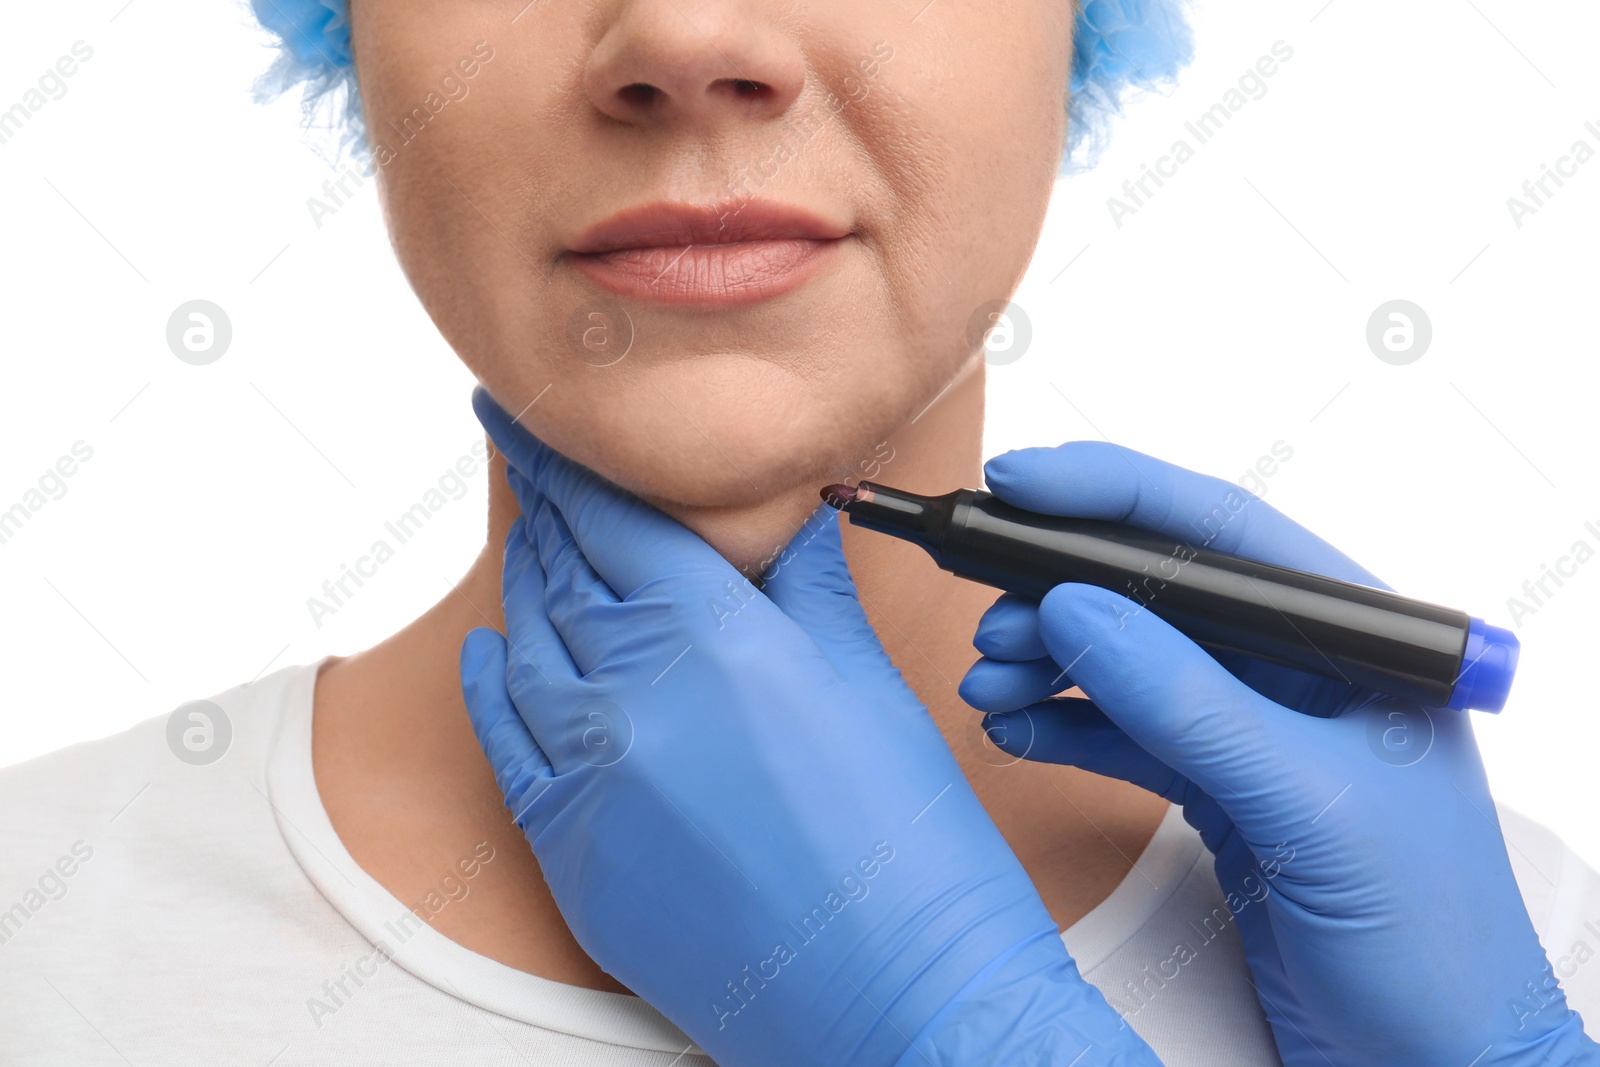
left=650, top=490, right=833, bottom=578
left=533, top=371, right=904, bottom=510
left=556, top=404, right=890, bottom=573
left=589, top=427, right=850, bottom=514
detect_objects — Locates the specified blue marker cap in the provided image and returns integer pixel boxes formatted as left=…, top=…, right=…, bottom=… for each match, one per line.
left=1446, top=617, right=1520, bottom=713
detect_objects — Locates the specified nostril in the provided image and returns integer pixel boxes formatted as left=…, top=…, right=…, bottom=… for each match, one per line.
left=618, top=83, right=660, bottom=107
left=716, top=77, right=773, bottom=101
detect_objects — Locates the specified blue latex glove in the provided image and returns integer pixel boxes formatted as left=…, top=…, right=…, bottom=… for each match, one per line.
left=458, top=390, right=1162, bottom=1067
left=961, top=442, right=1600, bottom=1066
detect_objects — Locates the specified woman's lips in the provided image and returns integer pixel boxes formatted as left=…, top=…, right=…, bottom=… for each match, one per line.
left=567, top=238, right=843, bottom=306
left=565, top=200, right=850, bottom=307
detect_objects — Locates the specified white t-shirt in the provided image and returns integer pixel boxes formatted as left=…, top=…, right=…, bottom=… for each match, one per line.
left=2, top=660, right=1597, bottom=1065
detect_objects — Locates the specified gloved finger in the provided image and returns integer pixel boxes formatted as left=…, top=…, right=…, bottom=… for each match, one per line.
left=500, top=490, right=541, bottom=601
left=1207, top=826, right=1310, bottom=1040
left=1171, top=786, right=1237, bottom=858
left=1035, top=583, right=1320, bottom=819
left=460, top=626, right=557, bottom=836
left=504, top=464, right=539, bottom=519
left=959, top=655, right=1075, bottom=713
left=980, top=698, right=1188, bottom=801
left=1214, top=649, right=1372, bottom=721
left=757, top=505, right=894, bottom=686
left=530, top=498, right=645, bottom=678
left=500, top=516, right=584, bottom=710
left=973, top=594, right=1049, bottom=661
left=983, top=442, right=1386, bottom=589
left=504, top=515, right=648, bottom=771
left=474, top=386, right=732, bottom=597
left=986, top=696, right=1249, bottom=859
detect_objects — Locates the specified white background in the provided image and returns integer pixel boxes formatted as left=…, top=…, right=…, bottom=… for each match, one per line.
left=3, top=0, right=1597, bottom=861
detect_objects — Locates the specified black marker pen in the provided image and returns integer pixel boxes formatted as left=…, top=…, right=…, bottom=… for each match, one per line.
left=820, top=481, right=1519, bottom=712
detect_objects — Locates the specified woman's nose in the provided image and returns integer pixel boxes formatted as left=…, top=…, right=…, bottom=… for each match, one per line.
left=583, top=1, right=807, bottom=130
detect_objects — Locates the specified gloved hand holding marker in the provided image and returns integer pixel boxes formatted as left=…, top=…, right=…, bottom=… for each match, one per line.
left=952, top=442, right=1599, bottom=1065
left=822, top=479, right=1518, bottom=713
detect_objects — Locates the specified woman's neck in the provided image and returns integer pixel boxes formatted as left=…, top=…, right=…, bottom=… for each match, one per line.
left=310, top=363, right=1169, bottom=995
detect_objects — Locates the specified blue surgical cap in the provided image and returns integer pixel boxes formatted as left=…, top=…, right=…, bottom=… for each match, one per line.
left=1067, top=0, right=1194, bottom=170
left=250, top=0, right=1192, bottom=173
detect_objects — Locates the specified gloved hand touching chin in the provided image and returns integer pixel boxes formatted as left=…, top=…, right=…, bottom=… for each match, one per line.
left=961, top=441, right=1600, bottom=1066
left=458, top=388, right=1162, bottom=1067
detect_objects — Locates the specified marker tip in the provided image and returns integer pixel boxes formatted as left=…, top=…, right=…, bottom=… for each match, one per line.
left=820, top=483, right=857, bottom=509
